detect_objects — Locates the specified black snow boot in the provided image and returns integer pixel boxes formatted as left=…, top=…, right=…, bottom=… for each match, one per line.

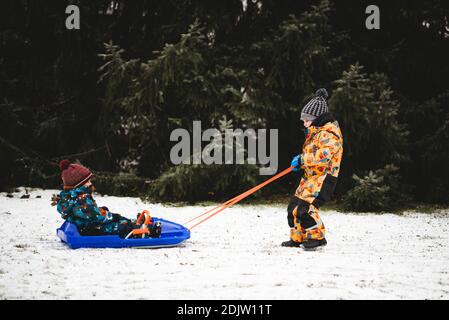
left=149, top=221, right=162, bottom=238
left=302, top=238, right=327, bottom=250
left=281, top=239, right=302, bottom=247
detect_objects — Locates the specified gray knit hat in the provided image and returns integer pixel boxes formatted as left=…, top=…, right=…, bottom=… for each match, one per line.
left=300, top=88, right=329, bottom=121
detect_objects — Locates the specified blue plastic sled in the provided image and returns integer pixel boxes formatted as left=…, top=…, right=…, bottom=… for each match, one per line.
left=57, top=217, right=190, bottom=249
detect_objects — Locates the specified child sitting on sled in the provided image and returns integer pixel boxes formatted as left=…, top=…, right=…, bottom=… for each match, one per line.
left=51, top=159, right=161, bottom=238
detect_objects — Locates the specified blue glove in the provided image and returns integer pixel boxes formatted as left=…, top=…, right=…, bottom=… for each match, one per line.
left=291, top=155, right=301, bottom=171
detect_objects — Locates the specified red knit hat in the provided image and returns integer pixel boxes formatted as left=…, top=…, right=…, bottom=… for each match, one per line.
left=59, top=159, right=93, bottom=190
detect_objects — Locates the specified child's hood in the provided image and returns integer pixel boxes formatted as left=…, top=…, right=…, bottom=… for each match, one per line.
left=306, top=119, right=342, bottom=141
left=59, top=185, right=91, bottom=198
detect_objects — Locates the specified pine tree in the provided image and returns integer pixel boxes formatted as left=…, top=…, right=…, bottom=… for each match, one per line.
left=330, top=63, right=407, bottom=170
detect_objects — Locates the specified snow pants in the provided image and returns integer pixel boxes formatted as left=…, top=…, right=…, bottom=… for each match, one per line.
left=79, top=215, right=134, bottom=238
left=287, top=197, right=325, bottom=243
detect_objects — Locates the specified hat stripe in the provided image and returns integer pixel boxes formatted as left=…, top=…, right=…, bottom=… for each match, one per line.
left=64, top=172, right=93, bottom=190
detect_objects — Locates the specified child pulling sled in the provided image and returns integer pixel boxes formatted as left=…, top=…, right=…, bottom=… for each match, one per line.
left=282, top=88, right=343, bottom=250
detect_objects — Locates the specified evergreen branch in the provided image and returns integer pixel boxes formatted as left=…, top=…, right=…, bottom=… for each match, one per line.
left=51, top=145, right=109, bottom=161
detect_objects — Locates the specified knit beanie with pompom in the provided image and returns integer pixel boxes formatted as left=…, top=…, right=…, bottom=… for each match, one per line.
left=300, top=88, right=329, bottom=122
left=59, top=159, right=93, bottom=190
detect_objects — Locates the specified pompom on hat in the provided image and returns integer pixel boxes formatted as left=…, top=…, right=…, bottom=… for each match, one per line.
left=300, top=88, right=329, bottom=122
left=59, top=159, right=93, bottom=190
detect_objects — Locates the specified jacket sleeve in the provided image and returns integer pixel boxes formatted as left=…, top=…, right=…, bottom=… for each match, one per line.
left=301, top=131, right=341, bottom=168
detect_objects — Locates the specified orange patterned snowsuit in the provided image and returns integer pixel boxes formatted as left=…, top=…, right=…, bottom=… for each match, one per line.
left=288, top=113, right=343, bottom=243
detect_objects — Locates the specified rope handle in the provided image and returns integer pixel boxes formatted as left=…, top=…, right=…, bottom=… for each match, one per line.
left=186, top=166, right=294, bottom=230
left=136, top=210, right=153, bottom=226
left=125, top=210, right=153, bottom=239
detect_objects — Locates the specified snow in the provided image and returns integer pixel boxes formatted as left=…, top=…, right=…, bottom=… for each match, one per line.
left=1, top=187, right=449, bottom=300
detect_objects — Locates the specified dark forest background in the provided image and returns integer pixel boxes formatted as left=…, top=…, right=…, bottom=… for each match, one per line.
left=1, top=0, right=449, bottom=211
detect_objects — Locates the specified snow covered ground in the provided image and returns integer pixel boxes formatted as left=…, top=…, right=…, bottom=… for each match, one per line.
left=1, top=187, right=448, bottom=300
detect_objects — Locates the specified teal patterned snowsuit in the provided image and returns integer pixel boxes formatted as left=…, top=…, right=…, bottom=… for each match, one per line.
left=56, top=186, right=132, bottom=236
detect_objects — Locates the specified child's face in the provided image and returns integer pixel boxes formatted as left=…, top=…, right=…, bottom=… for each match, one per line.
left=84, top=179, right=95, bottom=193
left=84, top=180, right=93, bottom=188
left=303, top=120, right=312, bottom=128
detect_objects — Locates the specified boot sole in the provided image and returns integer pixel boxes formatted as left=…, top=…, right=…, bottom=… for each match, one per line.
left=281, top=242, right=303, bottom=248
left=302, top=240, right=327, bottom=251
left=302, top=245, right=326, bottom=251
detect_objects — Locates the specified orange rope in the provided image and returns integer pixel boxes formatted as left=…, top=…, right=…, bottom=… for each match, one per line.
left=187, top=166, right=294, bottom=230
left=185, top=166, right=295, bottom=225
left=183, top=198, right=234, bottom=225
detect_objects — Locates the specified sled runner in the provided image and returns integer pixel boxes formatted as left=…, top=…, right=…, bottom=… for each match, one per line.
left=56, top=217, right=190, bottom=249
